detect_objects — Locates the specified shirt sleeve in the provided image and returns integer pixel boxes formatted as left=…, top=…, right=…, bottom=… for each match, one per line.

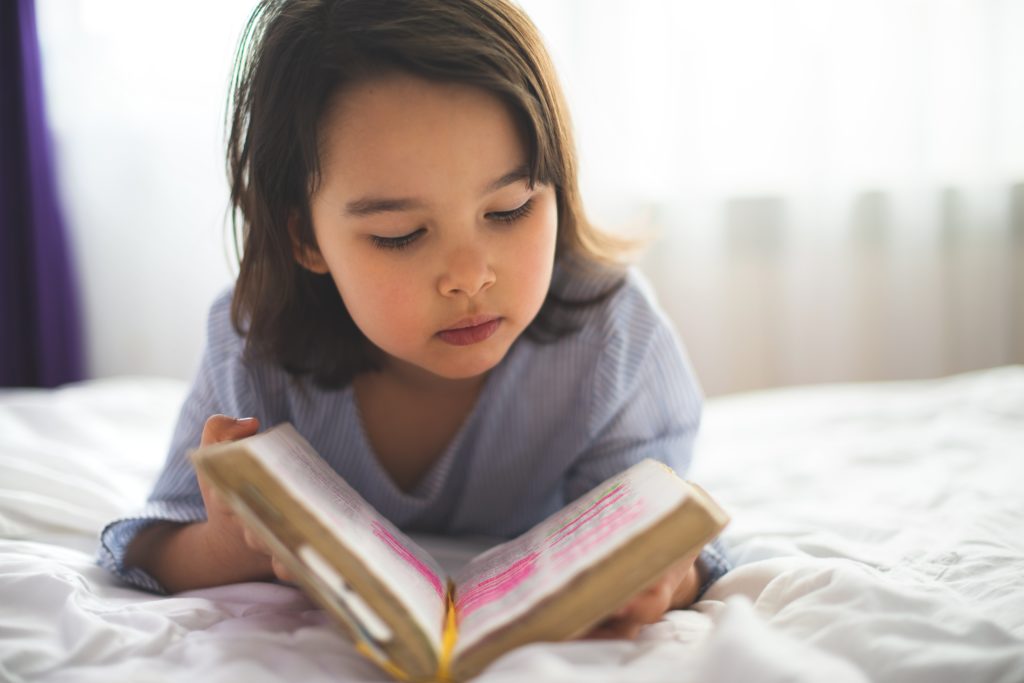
left=563, top=273, right=731, bottom=600
left=96, top=289, right=260, bottom=593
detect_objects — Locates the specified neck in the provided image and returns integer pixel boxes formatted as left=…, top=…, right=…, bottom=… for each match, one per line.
left=371, top=358, right=488, bottom=398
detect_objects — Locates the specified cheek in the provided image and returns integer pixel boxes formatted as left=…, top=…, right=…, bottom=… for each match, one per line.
left=332, top=259, right=422, bottom=342
left=520, top=239, right=555, bottom=300
left=511, top=202, right=558, bottom=303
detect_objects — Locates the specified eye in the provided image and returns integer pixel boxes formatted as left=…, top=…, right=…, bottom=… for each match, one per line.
left=487, top=198, right=534, bottom=224
left=370, top=228, right=425, bottom=251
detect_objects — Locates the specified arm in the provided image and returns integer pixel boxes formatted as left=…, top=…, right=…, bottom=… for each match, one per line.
left=123, top=518, right=271, bottom=594
left=98, top=291, right=288, bottom=592
left=121, top=416, right=278, bottom=593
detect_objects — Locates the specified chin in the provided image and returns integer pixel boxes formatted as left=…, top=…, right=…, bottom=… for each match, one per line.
left=430, top=347, right=508, bottom=381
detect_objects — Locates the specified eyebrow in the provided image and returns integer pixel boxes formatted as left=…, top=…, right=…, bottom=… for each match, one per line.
left=343, top=165, right=532, bottom=217
left=485, top=165, right=532, bottom=194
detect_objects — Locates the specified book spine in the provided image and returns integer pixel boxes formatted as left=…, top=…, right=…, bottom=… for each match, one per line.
left=436, top=580, right=459, bottom=682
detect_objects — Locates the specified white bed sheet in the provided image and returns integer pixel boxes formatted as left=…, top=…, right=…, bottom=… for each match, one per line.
left=1, top=368, right=1022, bottom=682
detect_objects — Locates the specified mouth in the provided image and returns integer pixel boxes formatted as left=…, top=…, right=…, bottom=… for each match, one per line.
left=436, top=315, right=502, bottom=346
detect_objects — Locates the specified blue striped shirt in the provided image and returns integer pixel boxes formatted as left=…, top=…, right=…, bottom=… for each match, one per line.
left=98, top=266, right=730, bottom=596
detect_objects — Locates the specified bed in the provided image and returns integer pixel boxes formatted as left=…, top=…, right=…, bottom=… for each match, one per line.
left=2, top=367, right=1022, bottom=682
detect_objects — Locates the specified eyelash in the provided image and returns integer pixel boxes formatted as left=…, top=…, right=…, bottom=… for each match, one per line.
left=491, top=197, right=534, bottom=224
left=370, top=198, right=535, bottom=251
left=370, top=229, right=424, bottom=251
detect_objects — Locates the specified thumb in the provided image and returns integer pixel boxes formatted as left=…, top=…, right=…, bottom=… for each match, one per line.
left=201, top=414, right=261, bottom=447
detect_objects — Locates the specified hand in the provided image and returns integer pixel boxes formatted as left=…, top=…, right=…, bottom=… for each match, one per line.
left=196, top=414, right=294, bottom=582
left=581, top=553, right=702, bottom=640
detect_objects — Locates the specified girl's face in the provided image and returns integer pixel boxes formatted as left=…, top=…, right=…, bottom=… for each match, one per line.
left=303, top=73, right=558, bottom=383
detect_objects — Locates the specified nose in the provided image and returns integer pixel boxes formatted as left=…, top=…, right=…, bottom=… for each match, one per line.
left=437, top=243, right=496, bottom=298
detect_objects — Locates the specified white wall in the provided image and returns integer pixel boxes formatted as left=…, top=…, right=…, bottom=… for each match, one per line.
left=37, top=1, right=252, bottom=381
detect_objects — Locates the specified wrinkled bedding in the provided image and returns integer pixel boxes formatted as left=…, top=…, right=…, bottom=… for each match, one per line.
left=1, top=368, right=1022, bottom=682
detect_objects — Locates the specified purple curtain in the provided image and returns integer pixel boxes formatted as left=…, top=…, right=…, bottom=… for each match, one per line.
left=0, top=0, right=84, bottom=387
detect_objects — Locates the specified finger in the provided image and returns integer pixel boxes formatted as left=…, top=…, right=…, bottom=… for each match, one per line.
left=671, top=553, right=700, bottom=579
left=615, top=583, right=661, bottom=617
left=612, top=601, right=634, bottom=619
left=195, top=468, right=239, bottom=520
left=614, top=584, right=675, bottom=625
left=242, top=527, right=271, bottom=555
left=200, top=414, right=261, bottom=447
left=582, top=617, right=644, bottom=640
left=271, top=556, right=294, bottom=583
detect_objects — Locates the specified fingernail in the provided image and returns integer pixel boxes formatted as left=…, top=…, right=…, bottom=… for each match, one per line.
left=236, top=417, right=256, bottom=424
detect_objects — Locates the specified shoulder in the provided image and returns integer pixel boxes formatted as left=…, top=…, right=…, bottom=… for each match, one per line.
left=202, top=285, right=308, bottom=383
left=200, top=286, right=247, bottom=367
left=193, top=286, right=303, bottom=420
left=556, top=265, right=702, bottom=422
left=532, top=261, right=696, bottom=397
left=193, top=285, right=242, bottom=372
left=565, top=265, right=679, bottom=369
left=194, top=286, right=257, bottom=400
left=598, top=268, right=668, bottom=342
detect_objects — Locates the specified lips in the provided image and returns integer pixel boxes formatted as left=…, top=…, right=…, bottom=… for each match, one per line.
left=437, top=315, right=502, bottom=346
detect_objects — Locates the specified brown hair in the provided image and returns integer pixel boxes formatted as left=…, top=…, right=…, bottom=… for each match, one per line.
left=227, top=0, right=630, bottom=388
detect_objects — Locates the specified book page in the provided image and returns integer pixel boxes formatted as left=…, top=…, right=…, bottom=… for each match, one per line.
left=248, top=426, right=447, bottom=648
left=451, top=459, right=687, bottom=655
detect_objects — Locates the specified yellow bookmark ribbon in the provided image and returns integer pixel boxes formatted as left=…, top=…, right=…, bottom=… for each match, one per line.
left=436, top=581, right=459, bottom=683
left=354, top=581, right=458, bottom=683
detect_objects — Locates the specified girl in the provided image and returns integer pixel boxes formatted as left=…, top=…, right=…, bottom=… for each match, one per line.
left=99, top=0, right=729, bottom=641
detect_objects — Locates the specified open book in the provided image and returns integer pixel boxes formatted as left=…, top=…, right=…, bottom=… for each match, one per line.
left=190, top=424, right=729, bottom=682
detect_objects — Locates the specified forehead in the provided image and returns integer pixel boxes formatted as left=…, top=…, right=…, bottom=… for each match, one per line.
left=317, top=73, right=530, bottom=196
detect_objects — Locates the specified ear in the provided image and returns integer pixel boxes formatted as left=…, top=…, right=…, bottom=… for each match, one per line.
left=289, top=214, right=330, bottom=275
